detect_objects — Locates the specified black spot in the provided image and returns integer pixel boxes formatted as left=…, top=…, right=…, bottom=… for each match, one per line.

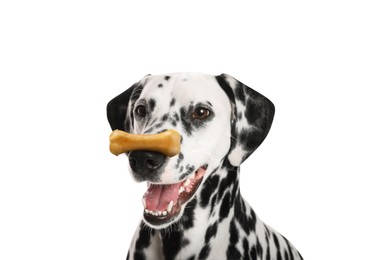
left=170, top=98, right=176, bottom=107
left=244, top=98, right=260, bottom=126
left=237, top=112, right=243, bottom=120
left=200, top=173, right=220, bottom=208
left=199, top=244, right=211, bottom=260
left=226, top=245, right=241, bottom=260
left=241, top=198, right=247, bottom=214
left=276, top=249, right=283, bottom=260
left=181, top=197, right=197, bottom=229
left=135, top=223, right=152, bottom=250
left=205, top=222, right=218, bottom=243
left=173, top=112, right=180, bottom=122
left=234, top=196, right=257, bottom=235
left=234, top=194, right=242, bottom=212
left=217, top=180, right=227, bottom=201
left=244, top=86, right=274, bottom=127
left=172, top=120, right=177, bottom=126
left=209, top=194, right=217, bottom=216
left=133, top=222, right=153, bottom=260
left=180, top=165, right=195, bottom=179
left=282, top=236, right=294, bottom=260
left=265, top=242, right=270, bottom=260
left=273, top=233, right=280, bottom=249
left=187, top=166, right=195, bottom=175
left=157, top=129, right=168, bottom=134
left=264, top=225, right=270, bottom=239
left=229, top=220, right=239, bottom=245
left=242, top=238, right=250, bottom=260
left=231, top=182, right=239, bottom=207
left=161, top=113, right=169, bottom=122
left=219, top=192, right=231, bottom=221
left=175, top=152, right=184, bottom=169
left=148, top=99, right=156, bottom=112
left=158, top=83, right=163, bottom=88
left=234, top=81, right=246, bottom=103
left=239, top=128, right=262, bottom=152
left=284, top=250, right=289, bottom=260
left=187, top=256, right=196, bottom=260
left=180, top=106, right=194, bottom=135
left=165, top=76, right=171, bottom=81
left=182, top=238, right=190, bottom=248
left=215, top=75, right=235, bottom=104
left=161, top=228, right=184, bottom=260
left=133, top=252, right=145, bottom=260
left=153, top=122, right=164, bottom=130
left=256, top=238, right=263, bottom=257
left=217, top=169, right=238, bottom=202
left=199, top=222, right=218, bottom=259
left=250, top=245, right=257, bottom=260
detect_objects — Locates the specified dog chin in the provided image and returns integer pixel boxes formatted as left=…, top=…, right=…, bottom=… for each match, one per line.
left=140, top=165, right=207, bottom=229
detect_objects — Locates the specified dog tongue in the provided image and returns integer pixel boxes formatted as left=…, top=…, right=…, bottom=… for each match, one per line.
left=143, top=183, right=181, bottom=211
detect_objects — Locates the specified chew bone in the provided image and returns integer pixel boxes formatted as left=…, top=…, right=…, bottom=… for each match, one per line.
left=109, top=129, right=181, bottom=157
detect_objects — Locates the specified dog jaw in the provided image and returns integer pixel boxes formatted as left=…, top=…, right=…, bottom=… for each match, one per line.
left=142, top=165, right=207, bottom=228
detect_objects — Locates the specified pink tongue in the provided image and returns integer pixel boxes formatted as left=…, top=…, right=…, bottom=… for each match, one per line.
left=143, top=183, right=181, bottom=211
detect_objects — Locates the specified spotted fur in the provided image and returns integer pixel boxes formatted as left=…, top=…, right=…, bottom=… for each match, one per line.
left=107, top=73, right=303, bottom=260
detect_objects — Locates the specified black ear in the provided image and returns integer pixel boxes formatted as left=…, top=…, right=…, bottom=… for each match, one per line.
left=216, top=74, right=275, bottom=166
left=106, top=82, right=142, bottom=131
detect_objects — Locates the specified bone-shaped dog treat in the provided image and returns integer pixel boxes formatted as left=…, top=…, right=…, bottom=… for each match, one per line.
left=109, top=129, right=181, bottom=157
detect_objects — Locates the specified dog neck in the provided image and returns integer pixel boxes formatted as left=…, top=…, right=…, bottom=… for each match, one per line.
left=150, top=160, right=245, bottom=259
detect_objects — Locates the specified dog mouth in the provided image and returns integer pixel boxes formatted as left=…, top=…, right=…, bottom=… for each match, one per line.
left=142, top=165, right=207, bottom=227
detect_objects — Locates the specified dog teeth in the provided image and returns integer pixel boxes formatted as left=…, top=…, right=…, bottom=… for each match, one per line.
left=144, top=208, right=169, bottom=217
left=184, top=178, right=191, bottom=187
left=142, top=198, right=146, bottom=208
left=179, top=186, right=185, bottom=194
left=189, top=172, right=196, bottom=179
left=167, top=201, right=173, bottom=213
left=145, top=209, right=168, bottom=217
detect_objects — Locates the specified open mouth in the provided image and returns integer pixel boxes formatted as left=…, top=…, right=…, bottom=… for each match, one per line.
left=142, top=166, right=207, bottom=226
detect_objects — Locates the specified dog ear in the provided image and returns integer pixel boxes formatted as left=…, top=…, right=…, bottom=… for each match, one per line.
left=216, top=74, right=275, bottom=166
left=107, top=82, right=143, bottom=131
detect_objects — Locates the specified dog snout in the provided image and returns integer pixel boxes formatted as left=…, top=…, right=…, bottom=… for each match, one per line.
left=129, top=151, right=166, bottom=176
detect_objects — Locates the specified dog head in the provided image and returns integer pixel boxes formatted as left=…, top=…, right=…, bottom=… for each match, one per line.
left=107, top=73, right=274, bottom=228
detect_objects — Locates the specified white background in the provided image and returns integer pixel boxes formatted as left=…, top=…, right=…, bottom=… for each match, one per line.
left=1, top=1, right=389, bottom=259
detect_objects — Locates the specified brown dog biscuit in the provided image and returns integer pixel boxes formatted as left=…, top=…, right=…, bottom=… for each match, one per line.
left=109, top=129, right=181, bottom=157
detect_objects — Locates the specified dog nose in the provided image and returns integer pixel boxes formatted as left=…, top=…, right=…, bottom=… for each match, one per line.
left=129, top=151, right=166, bottom=175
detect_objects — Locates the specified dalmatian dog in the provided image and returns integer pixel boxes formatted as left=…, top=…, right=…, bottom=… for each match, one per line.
left=107, top=73, right=303, bottom=260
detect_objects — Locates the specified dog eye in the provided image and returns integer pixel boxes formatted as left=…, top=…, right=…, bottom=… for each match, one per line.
left=192, top=107, right=210, bottom=120
left=135, top=105, right=147, bottom=117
